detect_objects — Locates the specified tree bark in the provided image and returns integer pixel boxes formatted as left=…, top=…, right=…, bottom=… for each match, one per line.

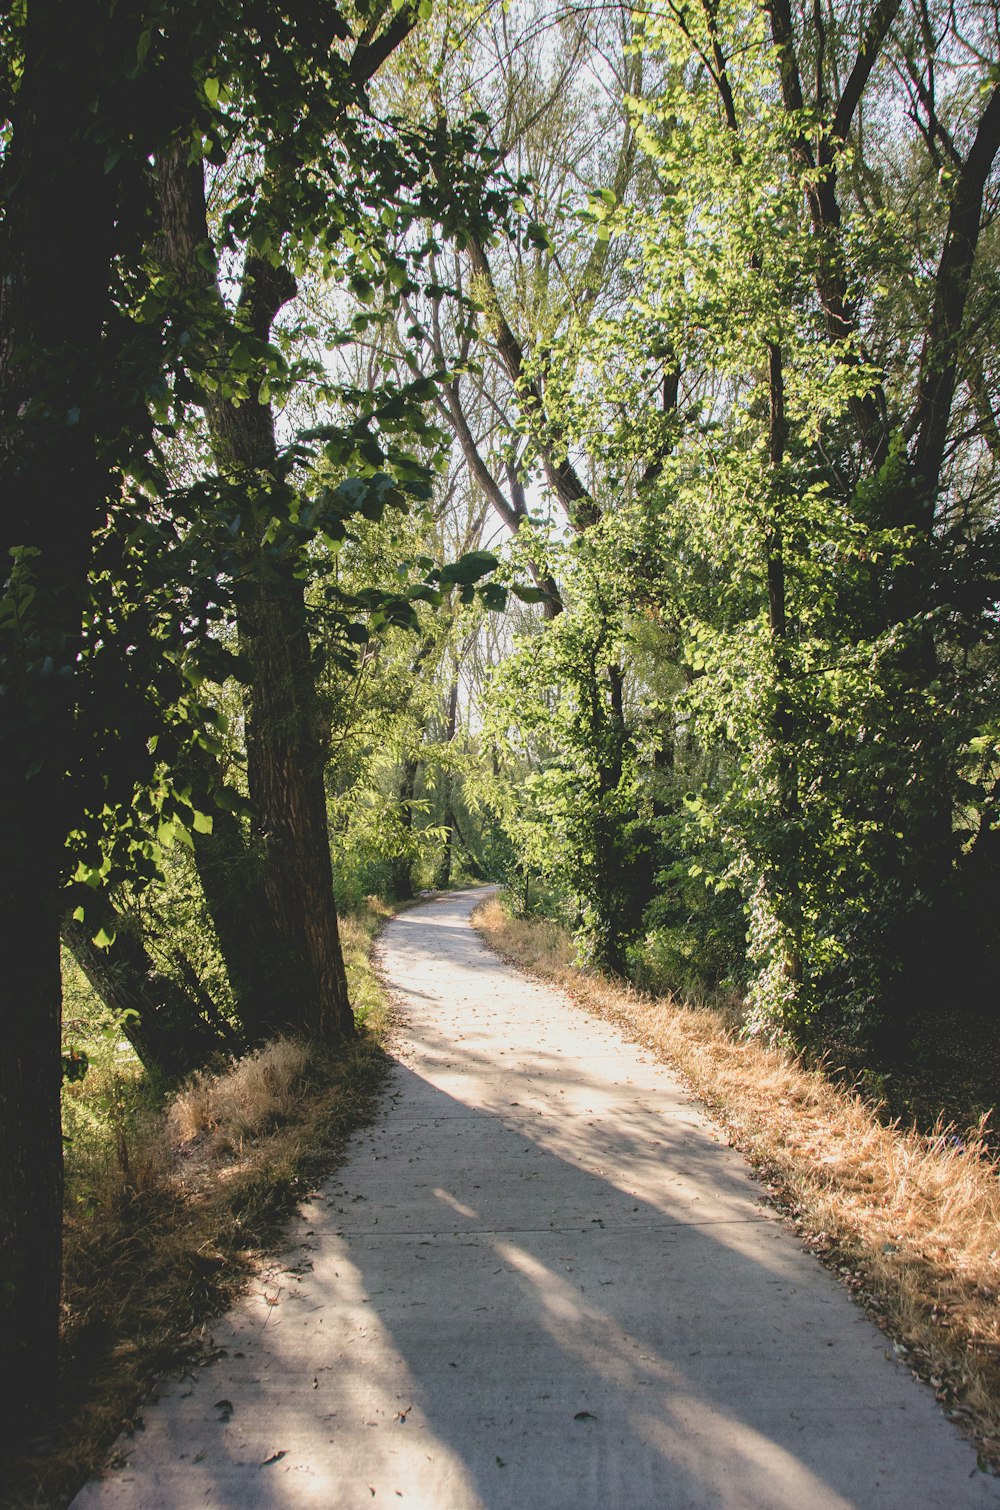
left=764, top=0, right=894, bottom=469
left=239, top=567, right=353, bottom=1039
left=910, top=84, right=1000, bottom=523
left=435, top=678, right=460, bottom=889
left=766, top=342, right=803, bottom=991
left=156, top=145, right=352, bottom=1042
left=0, top=867, right=65, bottom=1440
left=190, top=804, right=291, bottom=1045
left=438, top=381, right=563, bottom=616
left=466, top=234, right=599, bottom=529
left=0, top=0, right=115, bottom=1435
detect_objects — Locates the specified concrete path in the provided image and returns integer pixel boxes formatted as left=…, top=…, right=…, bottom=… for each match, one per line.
left=74, top=886, right=1000, bottom=1509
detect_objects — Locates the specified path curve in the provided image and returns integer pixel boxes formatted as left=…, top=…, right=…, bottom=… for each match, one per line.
left=74, top=886, right=1000, bottom=1508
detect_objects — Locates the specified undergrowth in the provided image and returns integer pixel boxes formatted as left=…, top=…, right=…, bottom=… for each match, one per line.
left=473, top=893, right=1000, bottom=1472
left=2, top=897, right=397, bottom=1510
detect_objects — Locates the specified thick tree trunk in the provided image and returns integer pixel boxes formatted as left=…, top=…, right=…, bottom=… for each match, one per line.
left=191, top=805, right=291, bottom=1046
left=0, top=0, right=115, bottom=1436
left=62, top=912, right=240, bottom=1079
left=0, top=863, right=64, bottom=1441
left=239, top=571, right=352, bottom=1039
left=156, top=147, right=353, bottom=1042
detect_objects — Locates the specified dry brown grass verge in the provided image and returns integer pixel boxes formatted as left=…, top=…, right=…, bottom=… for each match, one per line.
left=474, top=896, right=1000, bottom=1469
left=2, top=899, right=399, bottom=1510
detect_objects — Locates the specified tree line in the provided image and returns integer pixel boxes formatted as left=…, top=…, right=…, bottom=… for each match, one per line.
left=451, top=0, right=1000, bottom=1053
left=2, top=0, right=999, bottom=1446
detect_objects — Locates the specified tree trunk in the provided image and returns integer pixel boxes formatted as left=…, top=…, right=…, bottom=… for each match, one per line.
left=0, top=0, right=116, bottom=1436
left=392, top=755, right=421, bottom=900
left=191, top=804, right=291, bottom=1046
left=451, top=808, right=484, bottom=878
left=0, top=862, right=65, bottom=1441
left=239, top=568, right=352, bottom=1039
left=156, top=146, right=353, bottom=1042
left=435, top=678, right=460, bottom=889
left=765, top=342, right=804, bottom=994
left=62, top=912, right=240, bottom=1080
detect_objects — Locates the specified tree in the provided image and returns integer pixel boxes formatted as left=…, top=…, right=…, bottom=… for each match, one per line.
left=454, top=0, right=1000, bottom=1049
left=148, top=4, right=518, bottom=1036
left=0, top=0, right=224, bottom=1431
left=0, top=0, right=507, bottom=1431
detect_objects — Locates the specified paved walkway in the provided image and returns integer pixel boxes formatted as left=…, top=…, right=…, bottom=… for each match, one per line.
left=74, top=887, right=1000, bottom=1508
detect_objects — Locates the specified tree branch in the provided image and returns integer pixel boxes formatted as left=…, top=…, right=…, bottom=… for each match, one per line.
left=438, top=379, right=562, bottom=616
left=467, top=233, right=597, bottom=528
left=911, top=82, right=1000, bottom=520
left=831, top=0, right=903, bottom=141
left=349, top=4, right=420, bottom=87
left=764, top=0, right=891, bottom=467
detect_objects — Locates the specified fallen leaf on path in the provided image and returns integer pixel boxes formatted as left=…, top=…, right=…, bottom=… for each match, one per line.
left=262, top=1450, right=287, bottom=1466
left=574, top=1411, right=597, bottom=1421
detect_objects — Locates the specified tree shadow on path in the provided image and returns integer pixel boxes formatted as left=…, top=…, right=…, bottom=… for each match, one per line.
left=73, top=891, right=1000, bottom=1509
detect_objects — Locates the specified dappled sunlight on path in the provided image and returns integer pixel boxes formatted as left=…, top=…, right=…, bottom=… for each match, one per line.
left=73, top=887, right=1000, bottom=1509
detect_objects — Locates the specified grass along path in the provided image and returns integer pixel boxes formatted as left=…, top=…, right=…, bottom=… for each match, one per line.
left=67, top=886, right=999, bottom=1508
left=474, top=896, right=1000, bottom=1472
left=3, top=899, right=400, bottom=1510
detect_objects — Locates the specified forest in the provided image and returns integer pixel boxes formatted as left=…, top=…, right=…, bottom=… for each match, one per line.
left=2, top=0, right=999, bottom=1481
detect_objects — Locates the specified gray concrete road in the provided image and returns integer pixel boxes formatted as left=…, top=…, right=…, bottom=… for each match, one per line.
left=73, top=886, right=1000, bottom=1509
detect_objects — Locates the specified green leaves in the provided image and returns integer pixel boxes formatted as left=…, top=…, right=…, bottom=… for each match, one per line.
left=524, top=221, right=552, bottom=252
left=326, top=473, right=405, bottom=522
left=437, top=550, right=499, bottom=587
left=61, top=1047, right=90, bottom=1084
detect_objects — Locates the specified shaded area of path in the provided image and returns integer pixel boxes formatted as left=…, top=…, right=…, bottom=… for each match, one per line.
left=74, top=886, right=1000, bottom=1508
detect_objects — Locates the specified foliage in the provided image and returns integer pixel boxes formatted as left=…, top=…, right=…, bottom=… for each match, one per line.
left=469, top=0, right=1000, bottom=1053
left=5, top=0, right=1000, bottom=1455
left=482, top=532, right=658, bottom=970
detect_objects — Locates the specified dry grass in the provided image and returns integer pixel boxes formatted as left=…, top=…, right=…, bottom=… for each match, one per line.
left=168, top=1038, right=313, bottom=1149
left=3, top=898, right=398, bottom=1510
left=474, top=895, right=1000, bottom=1465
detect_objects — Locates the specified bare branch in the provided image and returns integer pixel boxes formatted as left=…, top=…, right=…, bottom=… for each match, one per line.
left=912, top=82, right=1000, bottom=517
left=467, top=233, right=598, bottom=527
left=831, top=0, right=903, bottom=142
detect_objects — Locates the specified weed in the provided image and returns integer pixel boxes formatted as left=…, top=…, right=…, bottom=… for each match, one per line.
left=168, top=1038, right=313, bottom=1150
